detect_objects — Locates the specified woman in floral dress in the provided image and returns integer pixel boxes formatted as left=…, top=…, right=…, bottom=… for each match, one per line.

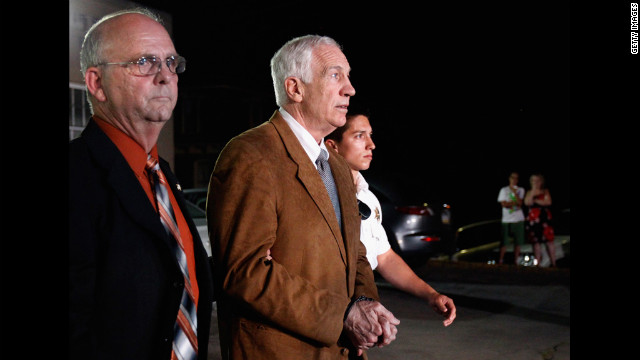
left=524, top=173, right=556, bottom=267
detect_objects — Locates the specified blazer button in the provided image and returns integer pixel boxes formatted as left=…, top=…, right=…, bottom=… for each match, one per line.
left=173, top=281, right=183, bottom=288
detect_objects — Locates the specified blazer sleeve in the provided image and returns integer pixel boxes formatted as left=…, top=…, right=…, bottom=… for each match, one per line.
left=207, top=137, right=350, bottom=346
left=69, top=142, right=101, bottom=358
left=353, top=234, right=380, bottom=302
left=328, top=149, right=380, bottom=303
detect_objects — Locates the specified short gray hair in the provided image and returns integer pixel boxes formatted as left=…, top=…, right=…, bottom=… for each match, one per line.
left=79, top=7, right=163, bottom=114
left=80, top=7, right=162, bottom=77
left=269, top=35, right=341, bottom=107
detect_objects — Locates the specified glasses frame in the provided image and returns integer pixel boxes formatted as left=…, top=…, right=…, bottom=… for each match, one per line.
left=97, top=55, right=186, bottom=75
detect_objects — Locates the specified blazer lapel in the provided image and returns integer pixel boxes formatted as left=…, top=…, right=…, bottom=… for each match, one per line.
left=160, top=159, right=207, bottom=256
left=269, top=112, right=347, bottom=266
left=83, top=120, right=178, bottom=255
left=107, top=165, right=169, bottom=241
left=326, top=145, right=358, bottom=261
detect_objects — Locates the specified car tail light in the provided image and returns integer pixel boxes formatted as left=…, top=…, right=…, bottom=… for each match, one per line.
left=396, top=205, right=432, bottom=215
left=421, top=236, right=441, bottom=242
left=441, top=204, right=452, bottom=224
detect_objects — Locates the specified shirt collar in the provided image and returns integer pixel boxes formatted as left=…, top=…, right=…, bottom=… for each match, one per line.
left=279, top=107, right=329, bottom=167
left=355, top=171, right=369, bottom=194
left=93, top=116, right=159, bottom=176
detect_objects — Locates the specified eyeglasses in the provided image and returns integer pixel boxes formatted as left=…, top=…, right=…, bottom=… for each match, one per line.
left=97, top=55, right=186, bottom=75
left=358, top=200, right=371, bottom=220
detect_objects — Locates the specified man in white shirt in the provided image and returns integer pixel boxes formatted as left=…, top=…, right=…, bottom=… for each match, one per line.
left=497, top=172, right=526, bottom=265
left=325, top=109, right=456, bottom=327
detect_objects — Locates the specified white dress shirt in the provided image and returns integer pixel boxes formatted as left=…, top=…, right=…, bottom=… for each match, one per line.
left=279, top=107, right=330, bottom=169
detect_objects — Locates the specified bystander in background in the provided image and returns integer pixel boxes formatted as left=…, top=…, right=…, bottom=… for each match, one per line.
left=497, top=171, right=526, bottom=265
left=524, top=173, right=556, bottom=267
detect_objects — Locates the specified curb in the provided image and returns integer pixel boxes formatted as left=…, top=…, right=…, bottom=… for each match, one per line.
left=418, top=259, right=570, bottom=286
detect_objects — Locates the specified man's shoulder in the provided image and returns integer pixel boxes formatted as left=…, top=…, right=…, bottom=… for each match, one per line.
left=215, top=121, right=284, bottom=171
left=69, top=136, right=92, bottom=178
left=69, top=130, right=100, bottom=168
left=224, top=121, right=279, bottom=152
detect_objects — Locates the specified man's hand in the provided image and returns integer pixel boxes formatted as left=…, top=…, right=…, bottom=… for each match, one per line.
left=428, top=293, right=457, bottom=327
left=344, top=299, right=400, bottom=355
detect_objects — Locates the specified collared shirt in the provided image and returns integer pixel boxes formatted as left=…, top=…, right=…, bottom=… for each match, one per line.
left=93, top=116, right=200, bottom=305
left=279, top=107, right=330, bottom=169
left=355, top=172, right=391, bottom=270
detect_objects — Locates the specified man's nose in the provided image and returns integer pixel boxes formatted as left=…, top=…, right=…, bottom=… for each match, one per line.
left=342, top=78, right=356, bottom=97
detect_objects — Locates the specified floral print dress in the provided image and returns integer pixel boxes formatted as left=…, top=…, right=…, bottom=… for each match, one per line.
left=525, top=194, right=554, bottom=243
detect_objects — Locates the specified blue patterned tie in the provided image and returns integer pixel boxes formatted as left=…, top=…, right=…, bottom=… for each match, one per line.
left=316, top=149, right=341, bottom=229
left=146, top=155, right=198, bottom=360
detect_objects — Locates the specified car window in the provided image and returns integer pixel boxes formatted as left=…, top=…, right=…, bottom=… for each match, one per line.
left=184, top=199, right=206, bottom=219
left=183, top=188, right=208, bottom=211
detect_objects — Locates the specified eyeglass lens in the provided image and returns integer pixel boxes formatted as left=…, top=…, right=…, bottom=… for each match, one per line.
left=138, top=56, right=186, bottom=75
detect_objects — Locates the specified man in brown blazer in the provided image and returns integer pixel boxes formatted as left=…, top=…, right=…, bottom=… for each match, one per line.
left=207, top=35, right=400, bottom=359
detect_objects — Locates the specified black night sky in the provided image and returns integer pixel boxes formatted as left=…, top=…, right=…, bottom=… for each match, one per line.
left=132, top=0, right=571, bottom=226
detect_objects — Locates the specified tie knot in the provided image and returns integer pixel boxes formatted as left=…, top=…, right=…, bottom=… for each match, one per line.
left=146, top=155, right=159, bottom=172
left=316, top=149, right=328, bottom=164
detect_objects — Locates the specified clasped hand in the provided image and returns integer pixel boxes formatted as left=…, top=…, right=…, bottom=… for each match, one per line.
left=344, top=300, right=400, bottom=356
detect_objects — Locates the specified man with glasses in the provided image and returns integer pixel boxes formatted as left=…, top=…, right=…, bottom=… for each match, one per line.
left=69, top=8, right=213, bottom=360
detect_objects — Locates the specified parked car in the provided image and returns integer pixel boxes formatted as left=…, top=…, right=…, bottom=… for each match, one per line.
left=182, top=185, right=455, bottom=265
left=183, top=187, right=208, bottom=211
left=367, top=183, right=455, bottom=266
left=451, top=208, right=570, bottom=267
left=181, top=192, right=211, bottom=257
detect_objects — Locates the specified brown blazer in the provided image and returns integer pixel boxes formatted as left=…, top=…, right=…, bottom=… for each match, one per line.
left=207, top=110, right=379, bottom=359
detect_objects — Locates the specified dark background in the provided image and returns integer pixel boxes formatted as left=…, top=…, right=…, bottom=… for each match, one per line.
left=130, top=0, right=571, bottom=227
left=13, top=3, right=640, bottom=352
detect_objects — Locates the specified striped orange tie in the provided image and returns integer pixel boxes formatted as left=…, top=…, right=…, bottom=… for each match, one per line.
left=146, top=155, right=198, bottom=360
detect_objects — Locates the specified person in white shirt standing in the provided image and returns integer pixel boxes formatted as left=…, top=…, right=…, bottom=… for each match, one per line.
left=497, top=171, right=526, bottom=265
left=325, top=109, right=456, bottom=327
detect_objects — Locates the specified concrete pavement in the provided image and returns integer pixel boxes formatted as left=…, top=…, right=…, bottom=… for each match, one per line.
left=368, top=280, right=569, bottom=360
left=207, top=261, right=570, bottom=359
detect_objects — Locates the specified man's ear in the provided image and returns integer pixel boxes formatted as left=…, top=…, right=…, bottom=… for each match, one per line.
left=284, top=76, right=304, bottom=103
left=325, top=138, right=339, bottom=153
left=85, top=67, right=107, bottom=102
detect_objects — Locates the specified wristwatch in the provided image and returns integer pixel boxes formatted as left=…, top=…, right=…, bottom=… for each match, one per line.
left=344, top=295, right=374, bottom=320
